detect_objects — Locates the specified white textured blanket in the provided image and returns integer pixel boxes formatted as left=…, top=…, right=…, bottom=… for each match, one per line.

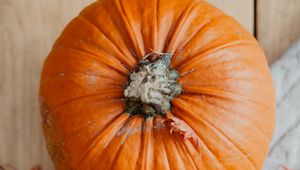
left=264, top=40, right=300, bottom=169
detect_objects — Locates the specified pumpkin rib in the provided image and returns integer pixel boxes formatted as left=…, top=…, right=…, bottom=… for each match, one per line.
left=172, top=16, right=210, bottom=59
left=174, top=97, right=270, bottom=168
left=104, top=137, right=129, bottom=169
left=182, top=86, right=274, bottom=113
left=110, top=116, right=144, bottom=170
left=203, top=98, right=271, bottom=143
left=180, top=139, right=209, bottom=169
left=170, top=118, right=226, bottom=169
left=169, top=111, right=226, bottom=169
left=116, top=0, right=161, bottom=56
left=41, top=72, right=126, bottom=85
left=53, top=23, right=130, bottom=73
left=155, top=0, right=170, bottom=52
left=54, top=104, right=124, bottom=143
left=115, top=0, right=145, bottom=58
left=152, top=116, right=171, bottom=170
left=171, top=19, right=254, bottom=68
left=171, top=124, right=223, bottom=169
left=44, top=107, right=126, bottom=169
left=74, top=16, right=136, bottom=70
left=135, top=118, right=154, bottom=170
left=74, top=113, right=130, bottom=170
left=155, top=0, right=159, bottom=51
left=165, top=1, right=198, bottom=53
left=47, top=93, right=124, bottom=121
left=169, top=1, right=223, bottom=54
left=168, top=139, right=188, bottom=170
left=51, top=46, right=129, bottom=77
left=41, top=47, right=129, bottom=81
left=188, top=67, right=266, bottom=81
left=178, top=56, right=252, bottom=80
left=173, top=136, right=198, bottom=169
left=60, top=114, right=119, bottom=147
left=44, top=105, right=125, bottom=169
left=183, top=76, right=263, bottom=84
left=78, top=14, right=138, bottom=66
left=53, top=45, right=130, bottom=76
left=178, top=51, right=266, bottom=81
left=179, top=94, right=272, bottom=142
left=97, top=116, right=143, bottom=169
left=50, top=89, right=123, bottom=112
left=190, top=57, right=273, bottom=88
left=173, top=13, right=224, bottom=57
left=172, top=107, right=256, bottom=169
left=40, top=75, right=123, bottom=110
left=161, top=0, right=195, bottom=52
left=173, top=99, right=259, bottom=168
left=158, top=127, right=186, bottom=170
left=177, top=14, right=234, bottom=50
left=174, top=40, right=256, bottom=70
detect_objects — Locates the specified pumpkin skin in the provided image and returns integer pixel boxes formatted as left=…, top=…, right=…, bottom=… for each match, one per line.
left=40, top=0, right=275, bottom=169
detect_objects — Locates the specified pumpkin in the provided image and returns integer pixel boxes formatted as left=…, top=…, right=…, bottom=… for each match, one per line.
left=40, top=0, right=275, bottom=169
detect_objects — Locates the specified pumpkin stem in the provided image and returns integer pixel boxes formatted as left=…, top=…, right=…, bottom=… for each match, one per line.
left=124, top=52, right=182, bottom=118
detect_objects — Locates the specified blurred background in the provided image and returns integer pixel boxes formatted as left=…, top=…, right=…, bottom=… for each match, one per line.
left=0, top=0, right=300, bottom=169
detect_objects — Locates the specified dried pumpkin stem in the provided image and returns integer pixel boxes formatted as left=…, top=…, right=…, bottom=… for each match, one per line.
left=124, top=52, right=182, bottom=118
left=124, top=53, right=199, bottom=144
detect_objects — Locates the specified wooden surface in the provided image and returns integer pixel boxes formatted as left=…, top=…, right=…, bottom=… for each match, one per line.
left=257, top=0, right=300, bottom=64
left=208, top=0, right=254, bottom=34
left=0, top=0, right=299, bottom=169
left=0, top=0, right=94, bottom=169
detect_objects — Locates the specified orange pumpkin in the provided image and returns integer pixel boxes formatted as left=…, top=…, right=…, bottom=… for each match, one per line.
left=40, top=0, right=275, bottom=169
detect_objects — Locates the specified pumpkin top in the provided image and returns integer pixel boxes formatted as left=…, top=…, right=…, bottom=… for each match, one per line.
left=40, top=0, right=275, bottom=169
